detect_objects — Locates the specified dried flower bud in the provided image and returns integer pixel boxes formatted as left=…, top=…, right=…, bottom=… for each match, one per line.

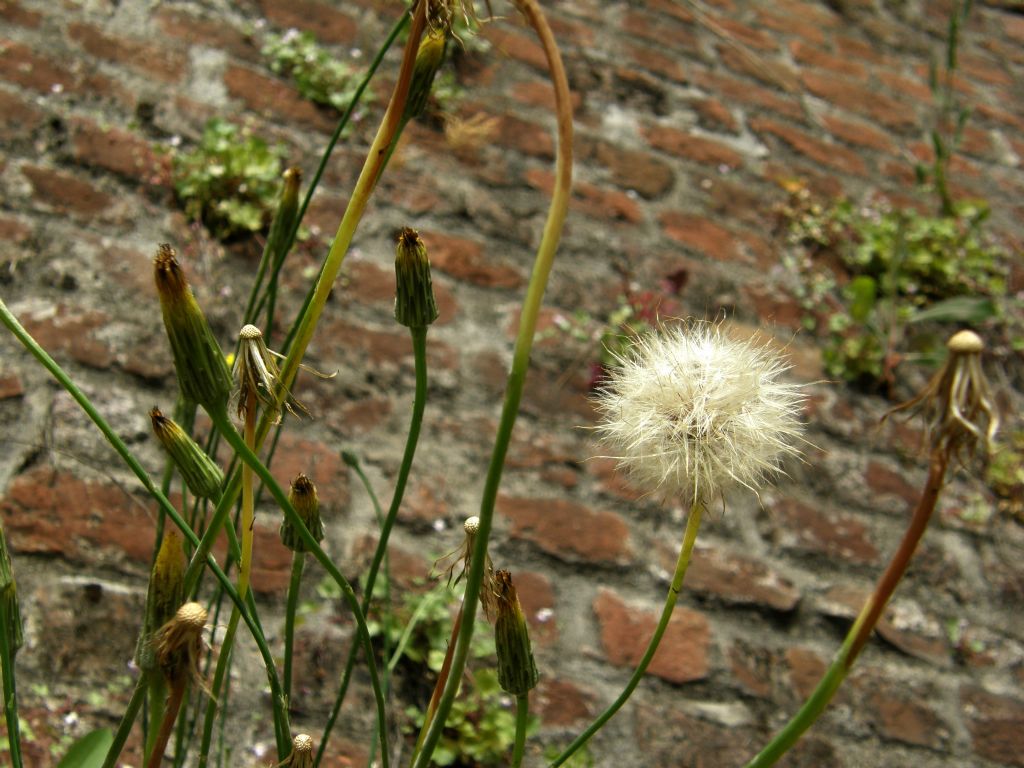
left=404, top=30, right=447, bottom=121
left=154, top=601, right=210, bottom=692
left=888, top=329, right=999, bottom=461
left=435, top=515, right=497, bottom=621
left=280, top=474, right=324, bottom=552
left=284, top=734, right=315, bottom=768
left=154, top=244, right=233, bottom=412
left=150, top=407, right=224, bottom=500
left=235, top=324, right=307, bottom=422
left=0, top=524, right=23, bottom=655
left=136, top=529, right=186, bottom=671
left=493, top=570, right=538, bottom=696
left=394, top=228, right=439, bottom=328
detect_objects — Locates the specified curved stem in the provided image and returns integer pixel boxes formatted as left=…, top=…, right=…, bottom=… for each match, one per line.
left=316, top=325, right=429, bottom=764
left=208, top=408, right=390, bottom=768
left=513, top=693, right=530, bottom=768
left=283, top=552, right=306, bottom=705
left=745, top=449, right=949, bottom=767
left=550, top=499, right=704, bottom=767
left=412, top=2, right=572, bottom=764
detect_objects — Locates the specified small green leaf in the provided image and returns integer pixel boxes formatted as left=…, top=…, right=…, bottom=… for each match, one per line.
left=57, top=729, right=113, bottom=768
left=909, top=296, right=998, bottom=324
left=848, top=276, right=877, bottom=322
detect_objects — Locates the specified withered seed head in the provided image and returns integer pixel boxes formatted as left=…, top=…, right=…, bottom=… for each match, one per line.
left=150, top=407, right=224, bottom=500
left=154, top=244, right=233, bottom=412
left=280, top=474, right=324, bottom=552
left=234, top=323, right=307, bottom=422
left=284, top=734, right=315, bottom=768
left=434, top=515, right=497, bottom=621
left=154, top=601, right=210, bottom=692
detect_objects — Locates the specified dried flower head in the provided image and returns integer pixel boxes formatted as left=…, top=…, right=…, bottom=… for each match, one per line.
left=887, top=329, right=999, bottom=462
left=434, top=515, right=498, bottom=621
left=594, top=322, right=805, bottom=503
left=235, top=324, right=306, bottom=422
left=153, top=601, right=210, bottom=693
left=279, top=734, right=314, bottom=768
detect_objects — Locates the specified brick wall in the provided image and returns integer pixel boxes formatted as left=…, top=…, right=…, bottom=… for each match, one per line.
left=1, top=0, right=1022, bottom=765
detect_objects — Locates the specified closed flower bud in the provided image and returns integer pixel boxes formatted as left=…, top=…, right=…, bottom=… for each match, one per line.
left=280, top=474, right=324, bottom=552
left=0, top=524, right=23, bottom=655
left=136, top=529, right=186, bottom=672
left=404, top=30, right=447, bottom=122
left=150, top=407, right=224, bottom=500
left=493, top=570, right=538, bottom=696
left=264, top=167, right=302, bottom=267
left=154, top=244, right=233, bottom=412
left=394, top=227, right=439, bottom=328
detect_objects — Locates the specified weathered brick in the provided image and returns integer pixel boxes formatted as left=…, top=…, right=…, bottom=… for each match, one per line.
left=491, top=111, right=555, bottom=160
left=659, top=212, right=748, bottom=264
left=0, top=0, right=42, bottom=27
left=623, top=41, right=688, bottom=83
left=514, top=569, right=558, bottom=646
left=754, top=7, right=827, bottom=46
left=0, top=40, right=77, bottom=93
left=821, top=113, right=900, bottom=154
left=717, top=43, right=797, bottom=92
left=0, top=87, right=44, bottom=141
left=224, top=64, right=336, bottom=133
left=692, top=97, right=739, bottom=133
left=154, top=7, right=257, bottom=60
left=692, top=68, right=804, bottom=120
left=509, top=79, right=583, bottom=113
left=789, top=40, right=866, bottom=78
left=580, top=139, right=675, bottom=199
left=269, top=434, right=351, bottom=513
left=742, top=282, right=807, bottom=331
left=0, top=374, right=24, bottom=400
left=351, top=535, right=431, bottom=592
left=525, top=168, right=644, bottom=224
left=69, top=118, right=169, bottom=184
left=535, top=678, right=594, bottom=727
left=257, top=0, right=357, bottom=44
left=669, top=542, right=801, bottom=612
left=314, top=317, right=458, bottom=373
left=784, top=646, right=830, bottom=701
left=876, top=69, right=932, bottom=101
left=17, top=302, right=114, bottom=369
left=594, top=588, right=710, bottom=684
left=586, top=456, right=647, bottom=502
left=712, top=16, right=779, bottom=51
left=21, top=164, right=114, bottom=219
left=645, top=124, right=744, bottom=169
left=750, top=116, right=868, bottom=176
left=498, top=495, right=632, bottom=566
left=961, top=686, right=1024, bottom=767
left=482, top=25, right=547, bottom=72
left=68, top=22, right=186, bottom=82
left=634, top=703, right=761, bottom=768
left=419, top=230, right=523, bottom=289
left=768, top=496, right=879, bottom=565
left=859, top=675, right=950, bottom=750
left=339, top=256, right=457, bottom=325
left=800, top=70, right=918, bottom=131
left=863, top=460, right=919, bottom=509
left=622, top=8, right=698, bottom=51
left=728, top=640, right=774, bottom=698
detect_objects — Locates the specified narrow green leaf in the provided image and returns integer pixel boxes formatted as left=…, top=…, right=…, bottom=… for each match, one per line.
left=57, top=729, right=113, bottom=768
left=909, top=296, right=998, bottom=324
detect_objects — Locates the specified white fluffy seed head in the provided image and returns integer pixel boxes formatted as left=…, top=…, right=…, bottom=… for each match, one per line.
left=594, top=323, right=806, bottom=503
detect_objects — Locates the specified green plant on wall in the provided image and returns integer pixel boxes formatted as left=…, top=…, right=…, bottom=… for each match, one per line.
left=261, top=29, right=370, bottom=114
left=171, top=118, right=286, bottom=240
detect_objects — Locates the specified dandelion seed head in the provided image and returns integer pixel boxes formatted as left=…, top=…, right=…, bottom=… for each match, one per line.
left=594, top=323, right=805, bottom=503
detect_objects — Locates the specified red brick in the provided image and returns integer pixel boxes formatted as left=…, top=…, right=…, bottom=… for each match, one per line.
left=224, top=64, right=336, bottom=133
left=351, top=535, right=431, bottom=592
left=497, top=495, right=632, bottom=566
left=717, top=43, right=798, bottom=92
left=742, top=282, right=806, bottom=330
left=692, top=68, right=804, bottom=120
left=395, top=479, right=448, bottom=527
left=313, top=317, right=457, bottom=373
left=960, top=52, right=1014, bottom=87
left=514, top=569, right=558, bottom=646
left=593, top=588, right=710, bottom=684
left=268, top=434, right=350, bottom=513
left=961, top=686, right=1024, bottom=767
left=861, top=676, right=950, bottom=750
left=623, top=42, right=688, bottom=83
left=821, top=113, right=899, bottom=154
left=750, top=116, right=868, bottom=176
left=754, top=8, right=827, bottom=46
left=482, top=25, right=547, bottom=72
left=525, top=168, right=644, bottom=225
left=0, top=0, right=41, bottom=27
left=789, top=40, right=866, bottom=78
left=728, top=641, right=774, bottom=698
left=622, top=8, right=698, bottom=50
left=669, top=542, right=801, bottom=612
left=419, top=230, right=523, bottom=289
left=876, top=69, right=932, bottom=101
left=692, top=97, right=739, bottom=133
left=17, top=302, right=113, bottom=369
left=586, top=456, right=647, bottom=502
left=257, top=0, right=356, bottom=44
left=659, top=212, right=748, bottom=264
left=801, top=70, right=918, bottom=131
left=785, top=646, right=828, bottom=701
left=535, top=678, right=594, bottom=726
left=0, top=40, right=77, bottom=93
left=645, top=124, right=744, bottom=169
left=769, top=496, right=878, bottom=564
left=634, top=704, right=761, bottom=767
left=864, top=460, right=919, bottom=509
left=509, top=79, right=582, bottom=113
left=581, top=139, right=675, bottom=199
left=491, top=111, right=554, bottom=160
left=835, top=34, right=889, bottom=65
left=0, top=213, right=31, bottom=245
left=0, top=87, right=44, bottom=141
left=69, top=118, right=169, bottom=184
left=340, top=257, right=456, bottom=325
left=0, top=374, right=23, bottom=400
left=68, top=22, right=186, bottom=82
left=21, top=164, right=113, bottom=219
left=711, top=16, right=779, bottom=51
left=154, top=7, right=257, bottom=60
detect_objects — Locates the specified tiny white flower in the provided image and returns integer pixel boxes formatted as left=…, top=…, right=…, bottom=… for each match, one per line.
left=594, top=322, right=805, bottom=503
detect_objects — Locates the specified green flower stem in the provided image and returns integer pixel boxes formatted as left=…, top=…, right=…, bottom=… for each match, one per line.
left=207, top=407, right=391, bottom=768
left=0, top=592, right=22, bottom=768
left=0, top=300, right=291, bottom=764
left=316, top=325, right=428, bottom=764
left=513, top=693, right=530, bottom=768
left=411, top=603, right=463, bottom=760
left=270, top=0, right=426, bottom=434
left=550, top=499, right=704, bottom=767
left=144, top=675, right=167, bottom=760
left=412, top=3, right=572, bottom=765
left=146, top=679, right=186, bottom=768
left=745, top=448, right=950, bottom=767
left=197, top=609, right=242, bottom=766
left=104, top=672, right=150, bottom=768
left=283, top=551, right=306, bottom=705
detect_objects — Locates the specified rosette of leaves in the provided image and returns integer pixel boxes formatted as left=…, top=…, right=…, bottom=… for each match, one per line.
left=261, top=29, right=367, bottom=113
left=171, top=119, right=285, bottom=240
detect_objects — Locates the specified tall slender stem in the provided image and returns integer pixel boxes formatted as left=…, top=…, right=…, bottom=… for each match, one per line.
left=316, top=325, right=429, bottom=764
left=746, top=449, right=950, bottom=767
left=283, top=552, right=306, bottom=705
left=146, top=681, right=186, bottom=768
left=411, top=1, right=572, bottom=763
left=550, top=499, right=704, bottom=767
left=103, top=672, right=150, bottom=768
left=513, top=693, right=530, bottom=768
left=0, top=599, right=23, bottom=768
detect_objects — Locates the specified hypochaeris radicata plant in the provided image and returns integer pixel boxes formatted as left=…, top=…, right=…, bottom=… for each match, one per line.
left=0, top=0, right=1004, bottom=767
